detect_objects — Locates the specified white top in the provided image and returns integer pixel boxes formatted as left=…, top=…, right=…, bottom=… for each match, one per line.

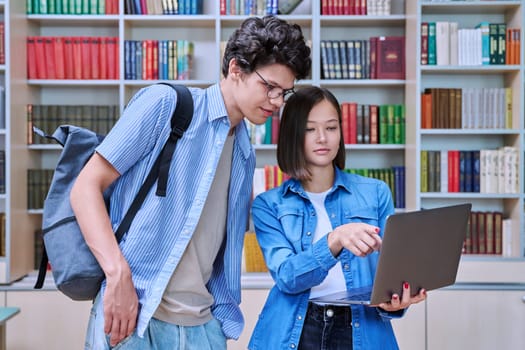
left=306, top=190, right=346, bottom=299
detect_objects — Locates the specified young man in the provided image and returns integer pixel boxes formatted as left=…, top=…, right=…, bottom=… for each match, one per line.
left=71, top=16, right=311, bottom=349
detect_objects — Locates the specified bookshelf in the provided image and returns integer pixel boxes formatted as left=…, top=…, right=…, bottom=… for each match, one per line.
left=0, top=0, right=520, bottom=349
left=4, top=0, right=523, bottom=287
left=406, top=0, right=525, bottom=280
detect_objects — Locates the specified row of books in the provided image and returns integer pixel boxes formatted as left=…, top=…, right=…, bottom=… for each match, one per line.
left=27, top=169, right=54, bottom=210
left=246, top=102, right=405, bottom=146
left=421, top=148, right=519, bottom=194
left=421, top=87, right=512, bottom=130
left=464, top=211, right=509, bottom=256
left=346, top=166, right=405, bottom=209
left=27, top=104, right=119, bottom=145
left=27, top=0, right=119, bottom=14
left=126, top=0, right=203, bottom=15
left=220, top=0, right=281, bottom=15
left=321, top=0, right=391, bottom=15
left=246, top=115, right=280, bottom=145
left=342, top=103, right=405, bottom=145
left=253, top=165, right=406, bottom=208
left=321, top=37, right=405, bottom=80
left=421, top=21, right=519, bottom=66
left=27, top=36, right=119, bottom=80
left=124, top=40, right=194, bottom=81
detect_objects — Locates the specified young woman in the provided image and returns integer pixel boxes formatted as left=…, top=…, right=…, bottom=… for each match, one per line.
left=248, top=86, right=426, bottom=350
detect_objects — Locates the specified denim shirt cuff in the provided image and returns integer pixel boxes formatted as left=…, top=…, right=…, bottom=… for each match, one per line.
left=312, top=235, right=339, bottom=271
left=377, top=307, right=406, bottom=320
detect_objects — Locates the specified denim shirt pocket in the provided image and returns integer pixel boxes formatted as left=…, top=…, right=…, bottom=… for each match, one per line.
left=276, top=205, right=305, bottom=251
left=344, top=208, right=379, bottom=226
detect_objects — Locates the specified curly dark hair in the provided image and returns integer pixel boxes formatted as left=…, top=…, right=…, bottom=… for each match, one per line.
left=222, top=16, right=311, bottom=79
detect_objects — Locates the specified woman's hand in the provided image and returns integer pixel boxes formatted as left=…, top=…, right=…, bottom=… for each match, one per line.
left=377, top=282, right=427, bottom=312
left=327, top=223, right=382, bottom=257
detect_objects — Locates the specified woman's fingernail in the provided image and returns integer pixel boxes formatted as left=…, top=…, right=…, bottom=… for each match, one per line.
left=375, top=227, right=380, bottom=233
left=404, top=282, right=409, bottom=289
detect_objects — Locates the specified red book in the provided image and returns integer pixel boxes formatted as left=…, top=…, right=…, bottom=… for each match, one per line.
left=90, top=37, right=100, bottom=79
left=220, top=0, right=226, bottom=15
left=44, top=37, right=56, bottom=79
left=27, top=37, right=38, bottom=79
left=140, top=0, right=148, bottom=14
left=54, top=37, right=66, bottom=79
left=34, top=36, right=47, bottom=79
left=152, top=40, right=159, bottom=79
left=63, top=37, right=75, bottom=79
left=271, top=114, right=279, bottom=144
left=421, top=93, right=432, bottom=129
left=421, top=22, right=429, bottom=65
left=341, top=103, right=351, bottom=144
left=348, top=102, right=357, bottom=144
left=72, top=37, right=83, bottom=79
left=81, top=37, right=91, bottom=79
left=0, top=23, right=4, bottom=65
left=376, top=36, right=405, bottom=80
left=106, top=37, right=118, bottom=79
left=99, top=37, right=108, bottom=79
left=448, top=150, right=460, bottom=192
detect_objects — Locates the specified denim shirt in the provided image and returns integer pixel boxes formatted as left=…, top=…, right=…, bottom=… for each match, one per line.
left=248, top=168, right=402, bottom=350
left=96, top=83, right=255, bottom=339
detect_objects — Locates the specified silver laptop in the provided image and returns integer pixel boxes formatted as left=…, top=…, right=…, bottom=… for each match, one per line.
left=310, top=203, right=472, bottom=306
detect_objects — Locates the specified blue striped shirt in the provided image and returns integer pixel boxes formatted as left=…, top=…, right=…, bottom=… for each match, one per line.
left=96, top=83, right=256, bottom=339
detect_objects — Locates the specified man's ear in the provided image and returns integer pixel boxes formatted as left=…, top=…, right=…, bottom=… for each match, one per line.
left=228, top=58, right=243, bottom=79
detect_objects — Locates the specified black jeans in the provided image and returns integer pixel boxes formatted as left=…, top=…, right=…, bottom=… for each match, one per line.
left=298, top=302, right=353, bottom=350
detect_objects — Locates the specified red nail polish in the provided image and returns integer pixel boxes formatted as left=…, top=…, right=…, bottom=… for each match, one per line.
left=375, top=228, right=379, bottom=233
left=404, top=282, right=409, bottom=289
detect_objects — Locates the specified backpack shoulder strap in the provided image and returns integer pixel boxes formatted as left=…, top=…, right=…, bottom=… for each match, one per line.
left=114, top=84, right=193, bottom=241
left=155, top=83, right=193, bottom=196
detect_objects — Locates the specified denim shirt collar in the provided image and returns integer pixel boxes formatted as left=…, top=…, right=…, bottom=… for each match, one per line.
left=282, top=167, right=352, bottom=198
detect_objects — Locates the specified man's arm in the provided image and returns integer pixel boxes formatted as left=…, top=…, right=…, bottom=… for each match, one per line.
left=70, top=152, right=138, bottom=347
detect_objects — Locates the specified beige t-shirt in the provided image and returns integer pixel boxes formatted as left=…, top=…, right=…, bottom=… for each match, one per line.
left=153, top=134, right=234, bottom=326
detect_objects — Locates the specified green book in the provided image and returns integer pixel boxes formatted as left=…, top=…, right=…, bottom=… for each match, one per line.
left=386, top=104, right=395, bottom=144
left=489, top=23, right=499, bottom=64
left=428, top=22, right=436, bottom=65
left=379, top=104, right=388, bottom=144
left=497, top=23, right=507, bottom=64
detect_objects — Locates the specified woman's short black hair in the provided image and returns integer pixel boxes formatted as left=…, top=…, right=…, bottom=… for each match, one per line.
left=222, top=16, right=311, bottom=79
left=277, top=86, right=345, bottom=181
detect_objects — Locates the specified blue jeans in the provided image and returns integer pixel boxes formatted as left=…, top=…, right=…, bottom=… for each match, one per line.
left=85, top=294, right=226, bottom=350
left=298, top=302, right=353, bottom=350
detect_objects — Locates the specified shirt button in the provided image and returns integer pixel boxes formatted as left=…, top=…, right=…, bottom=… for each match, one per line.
left=331, top=213, right=336, bottom=218
left=290, top=344, right=296, bottom=349
left=326, top=309, right=334, bottom=317
left=297, top=315, right=302, bottom=320
left=354, top=322, right=360, bottom=328
left=343, top=264, right=350, bottom=270
left=306, top=232, right=311, bottom=236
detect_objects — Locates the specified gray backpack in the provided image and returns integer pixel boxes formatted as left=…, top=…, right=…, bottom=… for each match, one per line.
left=33, top=83, right=193, bottom=300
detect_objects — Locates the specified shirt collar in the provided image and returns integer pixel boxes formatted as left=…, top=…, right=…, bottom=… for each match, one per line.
left=205, top=83, right=253, bottom=160
left=282, top=167, right=351, bottom=197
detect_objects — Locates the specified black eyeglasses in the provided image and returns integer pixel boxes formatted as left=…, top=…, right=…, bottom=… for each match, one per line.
left=254, top=70, right=295, bottom=102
